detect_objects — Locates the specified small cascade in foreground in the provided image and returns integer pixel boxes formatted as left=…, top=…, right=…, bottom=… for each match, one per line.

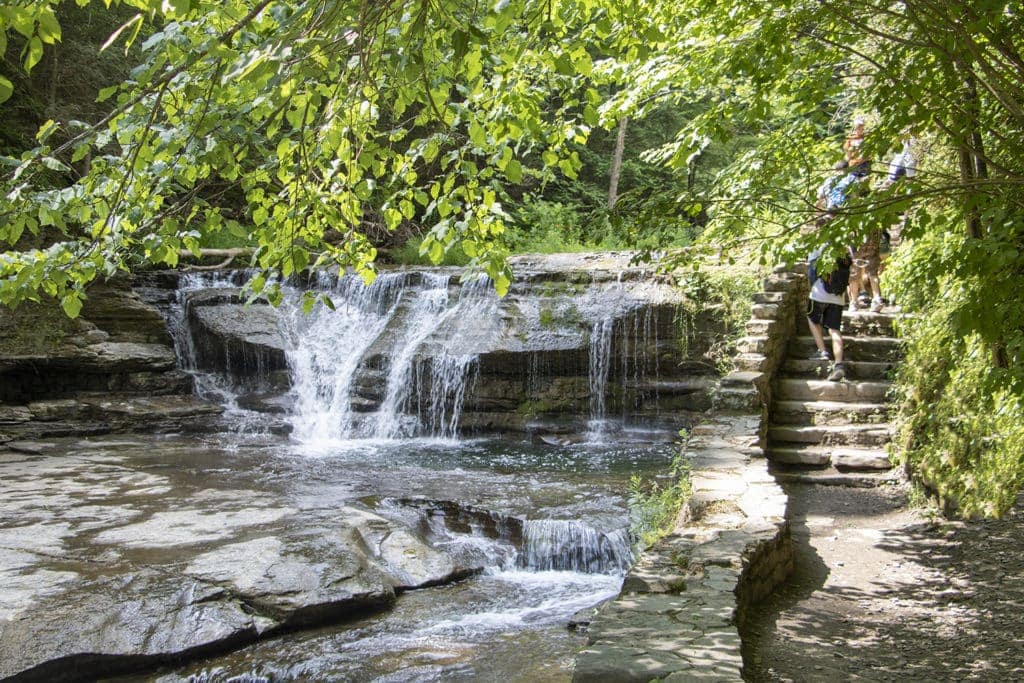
left=389, top=499, right=633, bottom=575
left=519, top=519, right=633, bottom=574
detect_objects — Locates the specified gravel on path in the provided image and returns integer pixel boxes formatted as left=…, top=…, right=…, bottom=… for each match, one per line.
left=742, top=483, right=1024, bottom=682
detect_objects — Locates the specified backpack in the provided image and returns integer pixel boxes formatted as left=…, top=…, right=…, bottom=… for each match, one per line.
left=808, top=251, right=852, bottom=295
left=824, top=255, right=852, bottom=294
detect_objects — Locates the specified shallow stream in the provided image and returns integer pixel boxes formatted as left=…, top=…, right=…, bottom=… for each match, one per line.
left=74, top=431, right=676, bottom=682
left=126, top=264, right=681, bottom=680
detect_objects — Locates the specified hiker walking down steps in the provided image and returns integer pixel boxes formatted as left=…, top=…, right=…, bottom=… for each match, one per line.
left=807, top=247, right=853, bottom=382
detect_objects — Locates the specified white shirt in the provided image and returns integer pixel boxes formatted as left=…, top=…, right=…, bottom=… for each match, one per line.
left=810, top=276, right=846, bottom=305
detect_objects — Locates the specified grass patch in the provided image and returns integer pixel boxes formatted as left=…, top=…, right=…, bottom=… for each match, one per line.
left=389, top=236, right=473, bottom=266
left=629, top=429, right=693, bottom=549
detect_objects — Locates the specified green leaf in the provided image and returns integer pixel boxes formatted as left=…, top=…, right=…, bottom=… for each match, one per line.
left=61, top=293, right=83, bottom=319
left=428, top=240, right=444, bottom=263
left=36, top=119, right=59, bottom=143
left=493, top=272, right=510, bottom=297
left=452, top=29, right=470, bottom=63
left=41, top=156, right=72, bottom=173
left=505, top=159, right=523, bottom=183
left=384, top=207, right=403, bottom=230
left=252, top=206, right=268, bottom=226
left=0, top=76, right=12, bottom=106
left=301, top=291, right=317, bottom=314
left=25, top=36, right=44, bottom=72
left=162, top=0, right=193, bottom=18
left=71, top=142, right=91, bottom=163
left=469, top=121, right=487, bottom=147
left=400, top=199, right=414, bottom=220
left=250, top=274, right=266, bottom=294
left=37, top=9, right=62, bottom=44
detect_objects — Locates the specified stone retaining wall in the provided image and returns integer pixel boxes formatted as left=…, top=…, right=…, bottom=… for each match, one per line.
left=573, top=268, right=807, bottom=682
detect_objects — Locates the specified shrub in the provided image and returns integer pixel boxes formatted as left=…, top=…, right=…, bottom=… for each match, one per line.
left=629, top=430, right=692, bottom=548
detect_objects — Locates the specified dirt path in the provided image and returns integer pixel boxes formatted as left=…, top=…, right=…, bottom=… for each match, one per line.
left=742, top=483, right=1024, bottom=681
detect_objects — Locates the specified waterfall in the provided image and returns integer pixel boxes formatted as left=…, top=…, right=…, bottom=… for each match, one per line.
left=423, top=354, right=480, bottom=439
left=588, top=318, right=614, bottom=435
left=519, top=520, right=632, bottom=574
left=284, top=272, right=495, bottom=443
left=387, top=499, right=633, bottom=576
left=370, top=273, right=455, bottom=438
left=168, top=270, right=264, bottom=422
left=286, top=272, right=410, bottom=442
left=619, top=307, right=659, bottom=418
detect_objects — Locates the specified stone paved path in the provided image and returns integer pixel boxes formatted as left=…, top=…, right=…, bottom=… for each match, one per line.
left=742, top=484, right=1024, bottom=681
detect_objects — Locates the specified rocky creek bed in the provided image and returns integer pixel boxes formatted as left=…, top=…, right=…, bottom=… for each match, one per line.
left=0, top=430, right=679, bottom=682
left=0, top=253, right=738, bottom=681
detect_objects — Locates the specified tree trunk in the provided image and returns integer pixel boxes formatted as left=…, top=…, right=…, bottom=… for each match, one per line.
left=607, top=116, right=628, bottom=210
left=47, top=43, right=59, bottom=119
left=958, top=67, right=1009, bottom=369
left=177, top=248, right=254, bottom=270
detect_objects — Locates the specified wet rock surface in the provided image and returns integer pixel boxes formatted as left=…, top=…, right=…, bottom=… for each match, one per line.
left=0, top=279, right=211, bottom=442
left=0, top=432, right=665, bottom=682
left=186, top=303, right=289, bottom=376
left=0, top=437, right=494, bottom=682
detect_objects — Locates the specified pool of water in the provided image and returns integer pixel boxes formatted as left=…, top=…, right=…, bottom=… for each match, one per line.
left=90, top=429, right=678, bottom=682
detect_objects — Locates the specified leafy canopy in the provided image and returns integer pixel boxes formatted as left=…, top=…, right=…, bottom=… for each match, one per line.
left=1, top=0, right=644, bottom=313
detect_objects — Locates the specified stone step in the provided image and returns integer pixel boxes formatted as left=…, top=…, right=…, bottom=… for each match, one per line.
left=777, top=378, right=891, bottom=403
left=734, top=353, right=768, bottom=373
left=782, top=358, right=896, bottom=380
left=789, top=336, right=903, bottom=362
left=750, top=303, right=780, bottom=320
left=745, top=319, right=780, bottom=336
left=768, top=462, right=900, bottom=487
left=753, top=291, right=786, bottom=304
left=773, top=400, right=891, bottom=426
left=840, top=310, right=901, bottom=336
left=769, top=444, right=892, bottom=469
left=762, top=275, right=799, bottom=292
left=769, top=423, right=893, bottom=447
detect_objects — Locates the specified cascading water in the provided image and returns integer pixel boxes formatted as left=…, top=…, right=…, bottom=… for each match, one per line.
left=519, top=520, right=632, bottom=573
left=284, top=272, right=410, bottom=443
left=392, top=499, right=633, bottom=576
left=168, top=270, right=268, bottom=429
left=423, top=353, right=480, bottom=439
left=620, top=306, right=660, bottom=419
left=588, top=317, right=615, bottom=437
left=283, top=272, right=496, bottom=444
left=370, top=273, right=455, bottom=439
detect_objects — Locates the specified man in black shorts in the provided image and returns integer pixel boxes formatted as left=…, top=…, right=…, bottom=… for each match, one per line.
left=807, top=248, right=850, bottom=381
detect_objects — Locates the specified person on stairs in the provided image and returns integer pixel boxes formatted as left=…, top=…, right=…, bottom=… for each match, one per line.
left=807, top=247, right=853, bottom=381
left=848, top=231, right=885, bottom=313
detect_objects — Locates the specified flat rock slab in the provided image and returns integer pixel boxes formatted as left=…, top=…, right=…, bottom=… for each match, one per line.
left=0, top=439, right=480, bottom=682
left=0, top=570, right=272, bottom=683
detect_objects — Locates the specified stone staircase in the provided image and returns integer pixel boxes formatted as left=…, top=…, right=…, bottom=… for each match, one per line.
left=766, top=308, right=904, bottom=487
